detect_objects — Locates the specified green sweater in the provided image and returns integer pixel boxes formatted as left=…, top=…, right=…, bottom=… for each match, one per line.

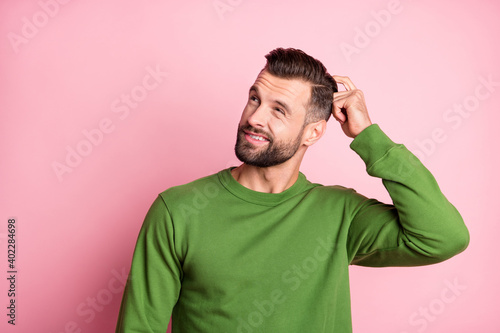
left=116, top=124, right=469, bottom=333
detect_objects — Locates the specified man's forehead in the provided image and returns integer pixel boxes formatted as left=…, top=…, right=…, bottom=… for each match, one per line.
left=252, top=70, right=311, bottom=103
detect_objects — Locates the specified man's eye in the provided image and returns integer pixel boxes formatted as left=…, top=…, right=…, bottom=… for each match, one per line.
left=249, top=96, right=259, bottom=102
left=275, top=108, right=285, bottom=115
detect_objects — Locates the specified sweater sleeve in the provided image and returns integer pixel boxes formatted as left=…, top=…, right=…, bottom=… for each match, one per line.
left=116, top=195, right=182, bottom=332
left=346, top=124, right=469, bottom=267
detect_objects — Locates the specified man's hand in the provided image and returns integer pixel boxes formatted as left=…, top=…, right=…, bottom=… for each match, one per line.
left=331, top=75, right=372, bottom=138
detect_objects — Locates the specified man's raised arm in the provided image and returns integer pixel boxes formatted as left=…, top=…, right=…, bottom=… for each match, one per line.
left=331, top=76, right=469, bottom=266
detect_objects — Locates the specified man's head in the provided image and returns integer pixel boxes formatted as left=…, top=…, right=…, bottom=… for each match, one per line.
left=235, top=47, right=337, bottom=168
left=262, top=47, right=338, bottom=124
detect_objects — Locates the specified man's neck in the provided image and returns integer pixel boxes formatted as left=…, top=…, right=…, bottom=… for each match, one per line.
left=230, top=159, right=302, bottom=194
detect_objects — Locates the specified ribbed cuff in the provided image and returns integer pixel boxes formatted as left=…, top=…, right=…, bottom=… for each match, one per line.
left=349, top=124, right=399, bottom=170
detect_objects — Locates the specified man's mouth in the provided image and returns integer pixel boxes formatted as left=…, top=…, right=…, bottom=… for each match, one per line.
left=248, top=133, right=268, bottom=141
left=243, top=130, right=270, bottom=144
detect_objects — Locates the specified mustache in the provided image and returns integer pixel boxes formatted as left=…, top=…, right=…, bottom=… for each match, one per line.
left=238, top=124, right=273, bottom=142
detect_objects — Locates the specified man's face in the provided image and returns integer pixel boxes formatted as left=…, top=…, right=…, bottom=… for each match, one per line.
left=235, top=70, right=312, bottom=167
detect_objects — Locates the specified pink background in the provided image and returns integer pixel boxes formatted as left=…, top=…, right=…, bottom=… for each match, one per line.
left=1, top=0, right=499, bottom=332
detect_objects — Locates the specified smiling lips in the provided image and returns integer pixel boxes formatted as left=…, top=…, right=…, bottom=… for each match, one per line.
left=244, top=130, right=270, bottom=144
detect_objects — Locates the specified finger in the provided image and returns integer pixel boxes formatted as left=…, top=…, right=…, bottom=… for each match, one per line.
left=332, top=109, right=346, bottom=124
left=332, top=75, right=356, bottom=90
left=331, top=99, right=347, bottom=124
left=333, top=90, right=352, bottom=101
left=332, top=75, right=357, bottom=91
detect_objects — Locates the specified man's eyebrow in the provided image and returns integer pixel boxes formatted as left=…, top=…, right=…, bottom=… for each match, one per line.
left=248, top=85, right=292, bottom=113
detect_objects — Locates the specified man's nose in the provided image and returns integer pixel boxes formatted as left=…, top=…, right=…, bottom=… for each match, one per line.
left=247, top=104, right=269, bottom=129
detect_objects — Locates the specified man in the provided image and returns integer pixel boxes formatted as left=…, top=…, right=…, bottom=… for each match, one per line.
left=116, top=48, right=469, bottom=332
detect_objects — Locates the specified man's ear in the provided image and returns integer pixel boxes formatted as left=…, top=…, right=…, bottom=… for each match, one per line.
left=302, top=119, right=327, bottom=147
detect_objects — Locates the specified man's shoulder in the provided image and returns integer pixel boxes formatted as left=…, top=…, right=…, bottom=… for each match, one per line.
left=308, top=183, right=359, bottom=196
left=304, top=183, right=369, bottom=212
left=300, top=175, right=361, bottom=200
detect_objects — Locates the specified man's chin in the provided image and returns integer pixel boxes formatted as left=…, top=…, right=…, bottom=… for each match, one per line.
left=235, top=151, right=267, bottom=168
left=235, top=152, right=285, bottom=168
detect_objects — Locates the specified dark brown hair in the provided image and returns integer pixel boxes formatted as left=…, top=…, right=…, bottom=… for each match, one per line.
left=262, top=47, right=338, bottom=123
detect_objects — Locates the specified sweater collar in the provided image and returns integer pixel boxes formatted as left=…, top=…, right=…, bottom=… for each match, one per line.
left=218, top=167, right=313, bottom=206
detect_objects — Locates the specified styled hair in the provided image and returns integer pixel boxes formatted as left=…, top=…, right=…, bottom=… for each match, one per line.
left=262, top=47, right=338, bottom=123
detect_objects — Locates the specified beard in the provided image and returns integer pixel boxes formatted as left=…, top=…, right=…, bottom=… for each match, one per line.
left=234, top=124, right=304, bottom=168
